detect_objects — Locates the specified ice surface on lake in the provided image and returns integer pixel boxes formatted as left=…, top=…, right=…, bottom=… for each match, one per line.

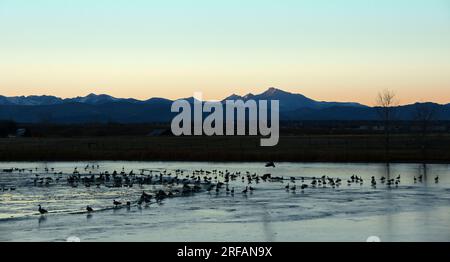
left=0, top=161, right=449, bottom=241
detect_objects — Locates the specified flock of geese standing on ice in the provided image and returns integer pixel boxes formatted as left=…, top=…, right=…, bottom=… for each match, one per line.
left=0, top=161, right=441, bottom=216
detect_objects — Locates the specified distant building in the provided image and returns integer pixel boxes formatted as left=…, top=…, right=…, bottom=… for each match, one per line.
left=7, top=128, right=27, bottom=138
left=357, top=125, right=370, bottom=131
left=372, top=125, right=385, bottom=131
left=16, top=128, right=26, bottom=137
left=147, top=129, right=172, bottom=137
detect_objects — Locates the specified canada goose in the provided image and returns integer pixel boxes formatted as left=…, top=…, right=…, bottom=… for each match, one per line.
left=86, top=206, right=94, bottom=212
left=142, top=195, right=153, bottom=204
left=242, top=186, right=248, bottom=194
left=435, top=176, right=439, bottom=183
left=301, top=184, right=308, bottom=190
left=113, top=200, right=122, bottom=207
left=285, top=183, right=290, bottom=190
left=265, top=161, right=275, bottom=168
left=38, top=205, right=48, bottom=214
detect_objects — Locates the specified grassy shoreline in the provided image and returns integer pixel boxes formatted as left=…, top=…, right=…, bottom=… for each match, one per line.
left=1, top=134, right=449, bottom=163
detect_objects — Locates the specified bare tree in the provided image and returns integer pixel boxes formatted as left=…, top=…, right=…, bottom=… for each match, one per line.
left=413, top=103, right=436, bottom=160
left=376, top=89, right=398, bottom=161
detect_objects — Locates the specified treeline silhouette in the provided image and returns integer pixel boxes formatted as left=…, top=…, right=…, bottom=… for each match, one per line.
left=0, top=120, right=449, bottom=162
left=1, top=120, right=449, bottom=137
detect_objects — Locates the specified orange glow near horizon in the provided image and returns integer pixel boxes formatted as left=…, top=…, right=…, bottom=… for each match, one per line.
left=1, top=0, right=449, bottom=106
left=0, top=62, right=449, bottom=106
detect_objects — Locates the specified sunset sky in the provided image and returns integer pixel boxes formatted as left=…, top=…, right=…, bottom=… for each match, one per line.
left=0, top=0, right=449, bottom=105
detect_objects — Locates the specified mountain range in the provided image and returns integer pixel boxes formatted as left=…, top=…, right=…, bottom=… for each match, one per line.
left=0, top=87, right=449, bottom=123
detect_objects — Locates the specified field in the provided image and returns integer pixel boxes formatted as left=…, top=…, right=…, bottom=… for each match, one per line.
left=1, top=134, right=449, bottom=162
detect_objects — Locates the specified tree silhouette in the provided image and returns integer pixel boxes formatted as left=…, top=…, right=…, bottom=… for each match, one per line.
left=413, top=103, right=436, bottom=161
left=376, top=89, right=397, bottom=162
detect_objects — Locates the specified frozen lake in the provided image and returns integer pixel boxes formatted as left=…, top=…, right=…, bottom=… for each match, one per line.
left=0, top=161, right=449, bottom=242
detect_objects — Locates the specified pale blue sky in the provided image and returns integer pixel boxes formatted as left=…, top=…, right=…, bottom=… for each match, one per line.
left=1, top=0, right=449, bottom=104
